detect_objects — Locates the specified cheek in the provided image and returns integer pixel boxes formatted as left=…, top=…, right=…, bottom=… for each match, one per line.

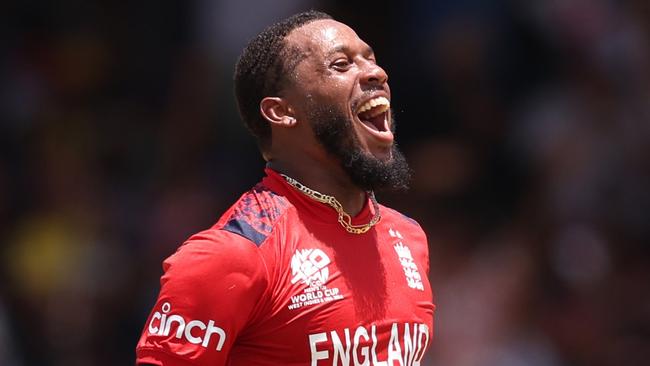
left=333, top=76, right=356, bottom=96
left=350, top=122, right=370, bottom=146
left=319, top=73, right=355, bottom=98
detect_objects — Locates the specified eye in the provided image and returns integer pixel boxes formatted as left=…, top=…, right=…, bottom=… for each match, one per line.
left=365, top=52, right=377, bottom=64
left=331, top=58, right=351, bottom=71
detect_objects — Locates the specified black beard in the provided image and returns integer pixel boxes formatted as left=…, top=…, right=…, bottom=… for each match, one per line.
left=309, top=106, right=411, bottom=192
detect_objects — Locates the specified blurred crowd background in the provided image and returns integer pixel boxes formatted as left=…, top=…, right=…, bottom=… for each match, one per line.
left=1, top=0, right=649, bottom=365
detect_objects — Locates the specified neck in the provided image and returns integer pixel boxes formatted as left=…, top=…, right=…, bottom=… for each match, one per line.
left=267, top=159, right=367, bottom=216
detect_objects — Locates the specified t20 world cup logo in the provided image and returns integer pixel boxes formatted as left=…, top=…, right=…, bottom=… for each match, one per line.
left=290, top=249, right=331, bottom=287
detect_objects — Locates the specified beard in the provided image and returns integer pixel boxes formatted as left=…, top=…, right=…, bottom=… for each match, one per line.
left=308, top=105, right=411, bottom=192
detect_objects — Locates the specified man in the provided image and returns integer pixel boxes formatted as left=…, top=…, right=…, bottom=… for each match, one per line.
left=136, top=10, right=434, bottom=366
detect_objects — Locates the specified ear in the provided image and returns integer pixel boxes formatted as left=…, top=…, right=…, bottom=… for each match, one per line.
left=260, top=97, right=297, bottom=127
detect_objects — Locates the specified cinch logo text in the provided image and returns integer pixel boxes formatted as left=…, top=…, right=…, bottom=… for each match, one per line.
left=148, top=302, right=226, bottom=350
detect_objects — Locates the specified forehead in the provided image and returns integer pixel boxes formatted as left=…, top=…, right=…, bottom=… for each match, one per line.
left=286, top=19, right=369, bottom=56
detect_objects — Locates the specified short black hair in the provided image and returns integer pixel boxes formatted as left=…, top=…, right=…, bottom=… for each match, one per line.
left=234, top=10, right=333, bottom=151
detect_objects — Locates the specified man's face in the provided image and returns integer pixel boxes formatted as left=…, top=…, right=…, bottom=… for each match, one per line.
left=282, top=19, right=410, bottom=190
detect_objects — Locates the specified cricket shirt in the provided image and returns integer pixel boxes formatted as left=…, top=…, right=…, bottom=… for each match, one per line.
left=136, top=168, right=435, bottom=365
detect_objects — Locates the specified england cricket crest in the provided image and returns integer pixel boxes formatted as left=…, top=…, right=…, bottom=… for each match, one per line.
left=390, top=228, right=425, bottom=291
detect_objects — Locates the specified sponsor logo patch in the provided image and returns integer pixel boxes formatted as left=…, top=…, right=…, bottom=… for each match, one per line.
left=147, top=302, right=227, bottom=350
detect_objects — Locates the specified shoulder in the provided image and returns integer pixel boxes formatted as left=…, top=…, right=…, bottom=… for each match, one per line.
left=215, top=183, right=292, bottom=247
left=379, top=204, right=428, bottom=248
left=379, top=204, right=425, bottom=232
left=138, top=228, right=272, bottom=365
left=161, top=228, right=269, bottom=290
left=161, top=183, right=294, bottom=287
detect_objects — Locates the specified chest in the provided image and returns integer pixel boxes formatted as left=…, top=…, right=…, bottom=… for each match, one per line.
left=281, top=228, right=430, bottom=323
left=237, top=223, right=435, bottom=365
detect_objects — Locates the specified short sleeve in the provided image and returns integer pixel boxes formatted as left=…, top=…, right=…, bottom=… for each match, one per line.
left=135, top=229, right=269, bottom=365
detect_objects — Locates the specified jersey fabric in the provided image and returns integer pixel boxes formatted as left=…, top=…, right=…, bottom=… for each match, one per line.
left=136, top=168, right=435, bottom=366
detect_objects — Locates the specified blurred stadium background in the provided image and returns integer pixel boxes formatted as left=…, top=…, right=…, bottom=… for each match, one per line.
left=1, top=0, right=649, bottom=365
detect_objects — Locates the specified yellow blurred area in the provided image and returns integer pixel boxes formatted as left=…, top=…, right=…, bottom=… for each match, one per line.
left=7, top=214, right=87, bottom=297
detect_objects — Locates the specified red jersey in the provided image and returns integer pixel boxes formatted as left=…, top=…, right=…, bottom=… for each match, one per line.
left=136, top=168, right=435, bottom=365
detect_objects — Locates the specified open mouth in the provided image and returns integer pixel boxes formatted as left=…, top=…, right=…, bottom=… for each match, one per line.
left=356, top=96, right=390, bottom=132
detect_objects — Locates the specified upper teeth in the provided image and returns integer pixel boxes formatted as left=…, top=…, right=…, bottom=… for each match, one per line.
left=357, top=96, right=390, bottom=114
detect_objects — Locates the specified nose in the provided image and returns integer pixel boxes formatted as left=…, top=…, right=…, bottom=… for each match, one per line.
left=360, top=61, right=388, bottom=86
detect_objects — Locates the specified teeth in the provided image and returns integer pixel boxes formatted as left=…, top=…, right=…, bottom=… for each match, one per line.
left=367, top=104, right=389, bottom=117
left=357, top=96, right=390, bottom=114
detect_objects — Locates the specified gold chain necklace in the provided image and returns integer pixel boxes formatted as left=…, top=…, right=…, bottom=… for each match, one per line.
left=280, top=174, right=381, bottom=234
